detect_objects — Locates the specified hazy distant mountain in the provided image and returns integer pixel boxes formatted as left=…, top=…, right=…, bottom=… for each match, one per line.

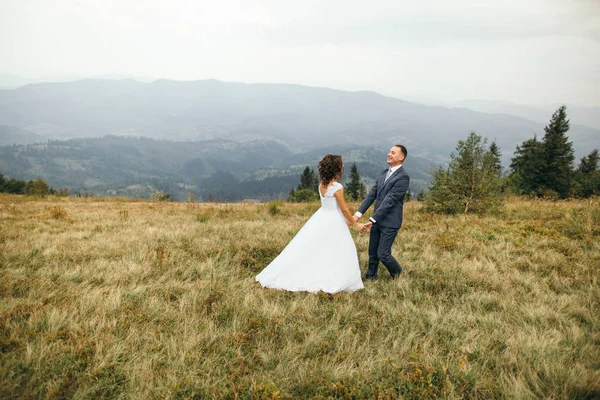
left=0, top=136, right=432, bottom=201
left=453, top=99, right=600, bottom=131
left=0, top=74, right=35, bottom=89
left=0, top=125, right=46, bottom=146
left=0, top=74, right=86, bottom=89
left=0, top=79, right=597, bottom=164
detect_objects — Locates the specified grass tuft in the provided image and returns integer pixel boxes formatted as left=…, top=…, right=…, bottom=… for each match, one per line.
left=49, top=205, right=68, bottom=219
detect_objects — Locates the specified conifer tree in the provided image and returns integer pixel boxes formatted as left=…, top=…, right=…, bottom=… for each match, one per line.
left=298, top=167, right=318, bottom=191
left=425, top=166, right=460, bottom=213
left=488, top=141, right=502, bottom=176
left=540, top=105, right=574, bottom=198
left=345, top=163, right=365, bottom=201
left=359, top=182, right=366, bottom=199
left=288, top=166, right=319, bottom=202
left=574, top=149, right=600, bottom=197
left=425, top=132, right=504, bottom=214
left=510, top=136, right=545, bottom=195
left=578, top=149, right=599, bottom=174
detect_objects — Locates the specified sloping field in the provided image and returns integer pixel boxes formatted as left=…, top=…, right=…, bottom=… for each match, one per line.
left=1, top=195, right=598, bottom=398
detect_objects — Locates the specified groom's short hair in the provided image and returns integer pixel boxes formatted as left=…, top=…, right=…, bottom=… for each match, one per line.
left=394, top=144, right=407, bottom=159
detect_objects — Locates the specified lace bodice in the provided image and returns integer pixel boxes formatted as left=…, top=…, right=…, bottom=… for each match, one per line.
left=319, top=182, right=343, bottom=211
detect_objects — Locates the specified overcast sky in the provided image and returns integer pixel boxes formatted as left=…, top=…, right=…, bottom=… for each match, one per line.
left=1, top=0, right=599, bottom=106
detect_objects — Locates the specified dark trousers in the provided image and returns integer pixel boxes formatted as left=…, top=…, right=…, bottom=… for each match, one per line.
left=366, top=224, right=402, bottom=279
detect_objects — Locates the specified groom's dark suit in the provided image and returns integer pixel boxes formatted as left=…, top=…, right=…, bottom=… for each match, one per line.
left=357, top=165, right=410, bottom=279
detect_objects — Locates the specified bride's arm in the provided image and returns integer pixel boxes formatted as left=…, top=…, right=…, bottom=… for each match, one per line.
left=333, top=189, right=362, bottom=230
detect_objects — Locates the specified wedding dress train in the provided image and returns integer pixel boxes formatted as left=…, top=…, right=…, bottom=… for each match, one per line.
left=256, top=182, right=364, bottom=293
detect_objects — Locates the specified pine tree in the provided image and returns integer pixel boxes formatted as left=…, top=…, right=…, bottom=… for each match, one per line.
left=452, top=132, right=487, bottom=213
left=574, top=149, right=600, bottom=198
left=345, top=163, right=363, bottom=201
left=481, top=140, right=504, bottom=206
left=288, top=167, right=319, bottom=202
left=359, top=182, right=366, bottom=199
left=425, top=132, right=504, bottom=214
left=510, top=136, right=544, bottom=195
left=425, top=166, right=460, bottom=214
left=540, top=105, right=574, bottom=198
left=488, top=141, right=502, bottom=176
left=577, top=149, right=599, bottom=174
left=298, top=167, right=318, bottom=191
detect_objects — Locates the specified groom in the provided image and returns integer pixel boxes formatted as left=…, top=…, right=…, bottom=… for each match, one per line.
left=353, top=145, right=410, bottom=279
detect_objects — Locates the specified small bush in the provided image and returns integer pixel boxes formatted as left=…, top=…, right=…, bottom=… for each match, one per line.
left=268, top=200, right=283, bottom=216
left=151, top=190, right=172, bottom=202
left=49, top=206, right=67, bottom=219
left=541, top=188, right=560, bottom=200
left=288, top=189, right=319, bottom=203
left=195, top=213, right=211, bottom=223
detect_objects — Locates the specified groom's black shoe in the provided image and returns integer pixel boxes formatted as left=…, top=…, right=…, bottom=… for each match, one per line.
left=364, top=275, right=377, bottom=281
left=391, top=268, right=404, bottom=279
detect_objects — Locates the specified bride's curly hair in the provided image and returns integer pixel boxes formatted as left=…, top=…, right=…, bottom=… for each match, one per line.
left=318, top=154, right=343, bottom=185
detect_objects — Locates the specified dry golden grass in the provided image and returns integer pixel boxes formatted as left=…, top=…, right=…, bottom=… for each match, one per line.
left=0, top=194, right=599, bottom=399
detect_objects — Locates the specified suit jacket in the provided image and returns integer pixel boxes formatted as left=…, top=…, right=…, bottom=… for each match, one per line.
left=358, top=166, right=410, bottom=229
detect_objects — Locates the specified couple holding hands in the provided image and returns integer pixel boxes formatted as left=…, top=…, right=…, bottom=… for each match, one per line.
left=256, top=145, right=410, bottom=294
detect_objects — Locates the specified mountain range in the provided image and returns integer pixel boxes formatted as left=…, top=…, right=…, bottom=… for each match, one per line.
left=0, top=79, right=597, bottom=163
left=451, top=99, right=600, bottom=131
left=0, top=78, right=598, bottom=200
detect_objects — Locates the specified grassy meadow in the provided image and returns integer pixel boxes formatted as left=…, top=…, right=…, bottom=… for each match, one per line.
left=0, top=194, right=599, bottom=399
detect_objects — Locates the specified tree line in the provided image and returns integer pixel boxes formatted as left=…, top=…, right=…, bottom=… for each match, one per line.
left=0, top=174, right=68, bottom=197
left=4, top=106, right=597, bottom=208
left=288, top=163, right=367, bottom=203
left=425, top=105, right=599, bottom=214
left=510, top=106, right=598, bottom=199
left=288, top=106, right=599, bottom=214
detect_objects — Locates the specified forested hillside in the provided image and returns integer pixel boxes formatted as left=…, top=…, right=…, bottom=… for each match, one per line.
left=1, top=79, right=597, bottom=163
left=0, top=136, right=432, bottom=201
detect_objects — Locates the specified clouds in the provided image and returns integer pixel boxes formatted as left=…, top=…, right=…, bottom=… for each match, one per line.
left=1, top=0, right=598, bottom=106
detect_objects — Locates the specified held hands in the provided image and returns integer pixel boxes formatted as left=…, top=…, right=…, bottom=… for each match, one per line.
left=361, top=221, right=373, bottom=233
left=347, top=215, right=360, bottom=227
left=351, top=217, right=372, bottom=233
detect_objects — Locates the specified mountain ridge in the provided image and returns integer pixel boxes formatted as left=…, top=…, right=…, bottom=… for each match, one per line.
left=1, top=78, right=597, bottom=164
left=0, top=135, right=433, bottom=201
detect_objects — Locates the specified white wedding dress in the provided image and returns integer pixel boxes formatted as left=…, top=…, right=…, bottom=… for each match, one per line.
left=256, top=182, right=364, bottom=294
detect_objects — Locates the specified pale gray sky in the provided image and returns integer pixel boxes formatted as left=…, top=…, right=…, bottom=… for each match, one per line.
left=1, top=0, right=599, bottom=106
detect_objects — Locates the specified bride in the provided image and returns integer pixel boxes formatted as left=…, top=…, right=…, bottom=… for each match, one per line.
left=256, top=154, right=365, bottom=293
